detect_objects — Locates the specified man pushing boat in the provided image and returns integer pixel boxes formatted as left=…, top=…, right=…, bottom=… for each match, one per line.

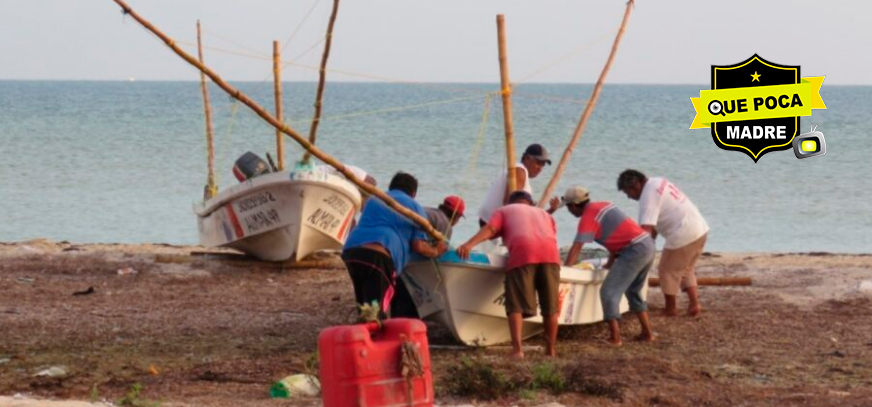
left=457, top=191, right=561, bottom=358
left=557, top=186, right=656, bottom=346
left=341, top=172, right=448, bottom=319
left=617, top=169, right=709, bottom=317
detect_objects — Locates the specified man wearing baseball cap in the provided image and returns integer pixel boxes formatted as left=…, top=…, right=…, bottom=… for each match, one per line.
left=425, top=195, right=466, bottom=241
left=559, top=186, right=655, bottom=346
left=477, top=143, right=553, bottom=227
left=458, top=190, right=561, bottom=358
left=393, top=195, right=468, bottom=319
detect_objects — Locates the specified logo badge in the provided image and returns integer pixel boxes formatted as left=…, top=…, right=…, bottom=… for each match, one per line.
left=690, top=54, right=826, bottom=162
left=793, top=124, right=826, bottom=159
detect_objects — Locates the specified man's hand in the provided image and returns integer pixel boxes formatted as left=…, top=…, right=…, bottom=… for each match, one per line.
left=603, top=252, right=617, bottom=269
left=456, top=244, right=473, bottom=260
left=547, top=196, right=561, bottom=214
left=436, top=241, right=449, bottom=257
left=641, top=225, right=657, bottom=241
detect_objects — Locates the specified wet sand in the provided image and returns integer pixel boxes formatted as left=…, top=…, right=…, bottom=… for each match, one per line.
left=1, top=239, right=871, bottom=406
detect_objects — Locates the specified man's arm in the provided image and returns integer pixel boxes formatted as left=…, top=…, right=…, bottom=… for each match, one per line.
left=641, top=225, right=657, bottom=240
left=603, top=251, right=617, bottom=269
left=412, top=239, right=448, bottom=258
left=456, top=225, right=499, bottom=259
left=564, top=241, right=584, bottom=266
left=547, top=196, right=560, bottom=215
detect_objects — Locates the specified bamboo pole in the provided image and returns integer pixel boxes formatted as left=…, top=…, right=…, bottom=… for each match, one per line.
left=109, top=0, right=445, bottom=242
left=302, top=0, right=341, bottom=163
left=648, top=277, right=752, bottom=287
left=536, top=0, right=635, bottom=208
left=496, top=15, right=517, bottom=196
left=273, top=40, right=285, bottom=170
left=197, top=20, right=217, bottom=199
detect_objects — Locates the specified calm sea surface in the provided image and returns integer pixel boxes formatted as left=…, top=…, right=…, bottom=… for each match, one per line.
left=0, top=81, right=869, bottom=252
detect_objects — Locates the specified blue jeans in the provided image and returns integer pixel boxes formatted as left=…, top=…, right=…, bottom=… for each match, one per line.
left=600, top=236, right=655, bottom=321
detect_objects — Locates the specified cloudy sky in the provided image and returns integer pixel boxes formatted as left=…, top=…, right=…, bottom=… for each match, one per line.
left=1, top=0, right=868, bottom=84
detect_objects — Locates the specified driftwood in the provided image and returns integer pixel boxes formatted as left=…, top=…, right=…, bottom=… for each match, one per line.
left=496, top=15, right=517, bottom=195
left=537, top=0, right=635, bottom=207
left=648, top=277, right=752, bottom=287
left=109, top=0, right=445, bottom=242
left=303, top=0, right=341, bottom=163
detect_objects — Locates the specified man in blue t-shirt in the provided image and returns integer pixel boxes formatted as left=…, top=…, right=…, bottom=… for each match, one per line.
left=342, top=172, right=447, bottom=318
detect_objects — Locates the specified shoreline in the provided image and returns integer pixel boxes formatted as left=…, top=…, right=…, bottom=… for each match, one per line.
left=1, top=239, right=871, bottom=406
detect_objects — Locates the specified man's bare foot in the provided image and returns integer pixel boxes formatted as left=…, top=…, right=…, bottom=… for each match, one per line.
left=687, top=305, right=702, bottom=317
left=605, top=337, right=623, bottom=347
left=508, top=351, right=525, bottom=359
left=634, top=332, right=657, bottom=342
left=545, top=347, right=556, bottom=357
left=663, top=308, right=679, bottom=317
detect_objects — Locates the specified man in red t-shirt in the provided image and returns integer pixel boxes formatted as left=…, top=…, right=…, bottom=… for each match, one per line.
left=558, top=186, right=655, bottom=346
left=457, top=191, right=561, bottom=358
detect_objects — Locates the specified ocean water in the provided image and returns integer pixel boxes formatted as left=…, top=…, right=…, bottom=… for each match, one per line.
left=0, top=81, right=869, bottom=253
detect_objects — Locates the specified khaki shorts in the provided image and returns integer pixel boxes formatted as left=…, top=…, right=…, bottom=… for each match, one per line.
left=658, top=234, right=707, bottom=295
left=504, top=263, right=561, bottom=318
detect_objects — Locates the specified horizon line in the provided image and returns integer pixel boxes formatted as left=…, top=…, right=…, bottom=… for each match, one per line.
left=0, top=78, right=867, bottom=87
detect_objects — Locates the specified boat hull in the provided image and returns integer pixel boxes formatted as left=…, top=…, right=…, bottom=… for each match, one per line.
left=403, top=253, right=647, bottom=346
left=194, top=170, right=361, bottom=262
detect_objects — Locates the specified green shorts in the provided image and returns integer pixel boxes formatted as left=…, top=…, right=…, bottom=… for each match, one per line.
left=504, top=263, right=561, bottom=318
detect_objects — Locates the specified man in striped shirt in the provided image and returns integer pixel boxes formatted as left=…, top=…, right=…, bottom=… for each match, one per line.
left=559, top=186, right=655, bottom=346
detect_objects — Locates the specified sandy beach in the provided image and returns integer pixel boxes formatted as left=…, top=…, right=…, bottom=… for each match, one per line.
left=1, top=239, right=871, bottom=406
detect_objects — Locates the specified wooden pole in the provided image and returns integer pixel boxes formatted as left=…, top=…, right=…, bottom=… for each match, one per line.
left=273, top=40, right=285, bottom=170
left=536, top=0, right=635, bottom=207
left=496, top=14, right=517, bottom=195
left=109, top=0, right=445, bottom=242
left=197, top=20, right=217, bottom=199
left=648, top=277, right=752, bottom=287
left=302, top=0, right=341, bottom=163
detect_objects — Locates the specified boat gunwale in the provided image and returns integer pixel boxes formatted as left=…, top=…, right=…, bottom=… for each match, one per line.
left=413, top=259, right=608, bottom=285
left=194, top=172, right=361, bottom=217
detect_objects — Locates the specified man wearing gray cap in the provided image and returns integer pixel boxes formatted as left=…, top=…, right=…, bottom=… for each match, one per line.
left=559, top=186, right=655, bottom=346
left=477, top=143, right=553, bottom=227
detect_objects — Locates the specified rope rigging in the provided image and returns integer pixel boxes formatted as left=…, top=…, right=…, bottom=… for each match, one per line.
left=137, top=4, right=615, bottom=193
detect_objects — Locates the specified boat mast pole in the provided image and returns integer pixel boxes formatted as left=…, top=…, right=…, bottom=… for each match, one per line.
left=109, top=0, right=445, bottom=242
left=536, top=0, right=635, bottom=208
left=302, top=0, right=341, bottom=164
left=273, top=40, right=285, bottom=170
left=197, top=20, right=217, bottom=199
left=496, top=15, right=518, bottom=196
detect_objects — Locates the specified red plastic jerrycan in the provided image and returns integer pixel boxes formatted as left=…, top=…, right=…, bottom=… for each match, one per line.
left=319, top=318, right=433, bottom=407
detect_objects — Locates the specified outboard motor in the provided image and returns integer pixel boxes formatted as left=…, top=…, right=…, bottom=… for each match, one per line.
left=232, top=151, right=272, bottom=182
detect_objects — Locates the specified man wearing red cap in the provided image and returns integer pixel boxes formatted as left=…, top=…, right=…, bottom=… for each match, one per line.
left=393, top=195, right=466, bottom=319
left=425, top=195, right=466, bottom=240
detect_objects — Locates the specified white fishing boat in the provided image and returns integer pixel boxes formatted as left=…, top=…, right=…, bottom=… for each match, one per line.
left=194, top=168, right=362, bottom=262
left=403, top=251, right=645, bottom=346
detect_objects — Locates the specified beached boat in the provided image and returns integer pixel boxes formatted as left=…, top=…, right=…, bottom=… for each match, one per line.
left=195, top=168, right=361, bottom=262
left=403, top=251, right=644, bottom=346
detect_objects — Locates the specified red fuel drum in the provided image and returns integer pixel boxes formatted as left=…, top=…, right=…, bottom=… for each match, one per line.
left=319, top=319, right=433, bottom=407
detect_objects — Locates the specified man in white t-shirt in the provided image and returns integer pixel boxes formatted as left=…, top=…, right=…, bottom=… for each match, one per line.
left=618, top=169, right=709, bottom=317
left=477, top=144, right=552, bottom=227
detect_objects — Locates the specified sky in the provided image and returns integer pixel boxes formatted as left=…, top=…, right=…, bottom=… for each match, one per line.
left=0, top=0, right=869, bottom=85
